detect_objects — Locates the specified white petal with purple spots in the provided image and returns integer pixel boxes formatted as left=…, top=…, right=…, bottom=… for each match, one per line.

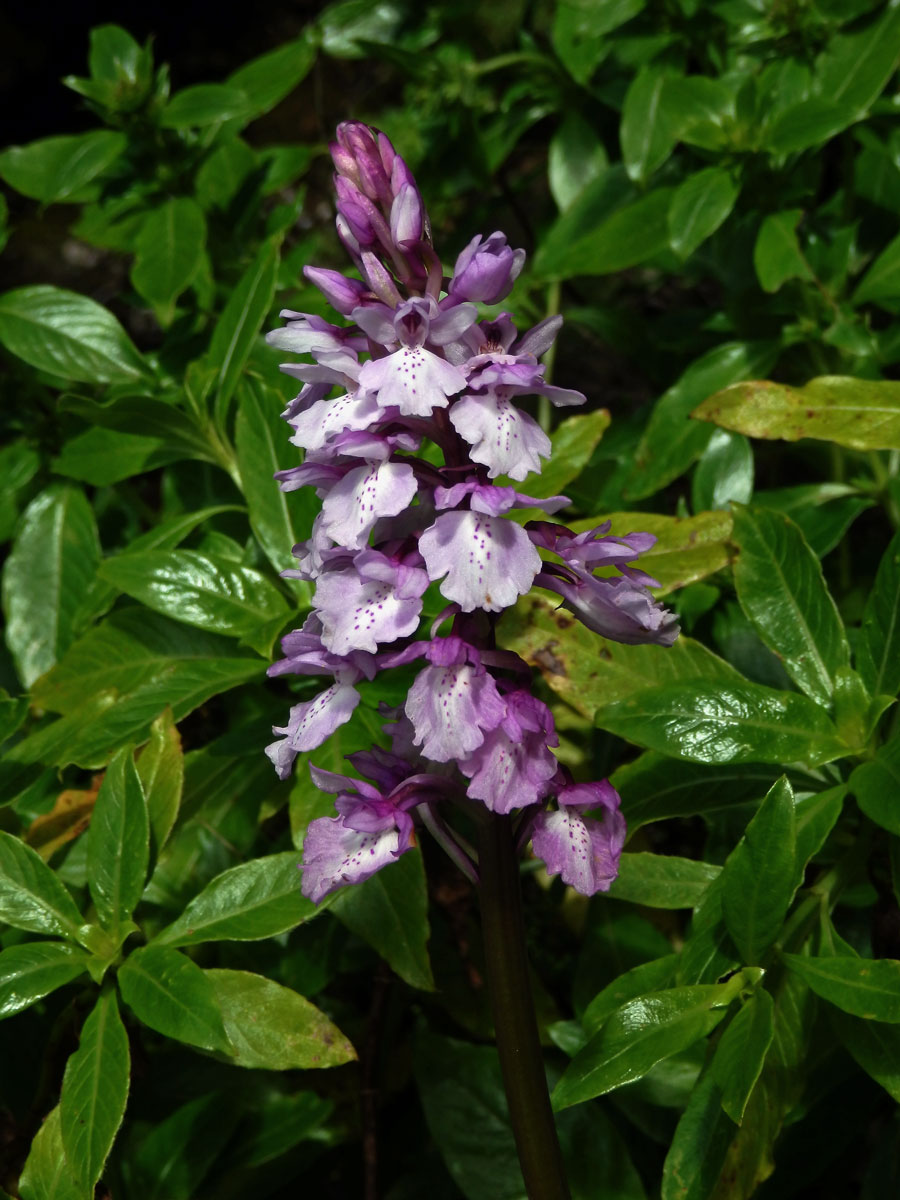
left=358, top=347, right=467, bottom=416
left=531, top=808, right=619, bottom=895
left=419, top=510, right=541, bottom=612
left=449, top=393, right=551, bottom=480
left=320, top=461, right=417, bottom=550
left=314, top=565, right=427, bottom=654
left=289, top=390, right=383, bottom=452
left=405, top=662, right=505, bottom=761
left=265, top=682, right=361, bottom=778
left=301, top=816, right=409, bottom=903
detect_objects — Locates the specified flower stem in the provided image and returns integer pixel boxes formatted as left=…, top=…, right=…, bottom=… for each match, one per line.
left=476, top=810, right=570, bottom=1200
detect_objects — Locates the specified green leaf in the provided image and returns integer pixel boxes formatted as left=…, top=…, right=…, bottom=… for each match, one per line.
left=0, top=286, right=147, bottom=383
left=609, top=854, right=720, bottom=909
left=548, top=112, right=608, bottom=211
left=122, top=1092, right=241, bottom=1200
left=59, top=990, right=130, bottom=1191
left=858, top=529, right=900, bottom=697
left=208, top=237, right=280, bottom=417
left=136, top=708, right=183, bottom=857
left=3, top=485, right=101, bottom=688
left=795, top=785, right=845, bottom=879
left=204, top=968, right=356, bottom=1069
left=851, top=736, right=900, bottom=835
left=195, top=138, right=256, bottom=210
left=573, top=509, right=733, bottom=596
left=831, top=1009, right=900, bottom=1103
left=626, top=340, right=779, bottom=501
left=14, top=609, right=261, bottom=769
left=98, top=549, right=289, bottom=654
left=710, top=989, right=774, bottom=1124
left=816, top=1, right=900, bottom=116
left=130, top=199, right=207, bottom=322
left=502, top=593, right=741, bottom=722
left=0, top=942, right=91, bottom=1020
left=160, top=83, right=254, bottom=128
left=613, top=754, right=810, bottom=832
left=583, top=955, right=678, bottom=1035
left=691, top=430, right=754, bottom=512
left=621, top=67, right=675, bottom=183
left=331, top=847, right=434, bottom=990
left=0, top=439, right=40, bottom=542
left=153, top=852, right=319, bottom=947
left=721, top=778, right=796, bottom=965
left=235, top=378, right=317, bottom=587
left=753, top=210, right=813, bottom=293
left=668, top=166, right=739, bottom=259
left=753, top=483, right=873, bottom=559
left=225, top=35, right=316, bottom=117
left=598, top=678, right=843, bottom=766
left=0, top=131, right=126, bottom=204
left=852, top=231, right=900, bottom=307
left=732, top=505, right=849, bottom=706
left=117, top=944, right=231, bottom=1053
left=51, top=427, right=189, bottom=487
left=19, top=1107, right=89, bottom=1200
left=693, top=376, right=900, bottom=452
left=782, top=953, right=900, bottom=1022
left=508, top=408, right=610, bottom=507
left=0, top=832, right=84, bottom=941
left=552, top=974, right=752, bottom=1110
left=661, top=1070, right=735, bottom=1200
left=552, top=0, right=644, bottom=85
left=765, top=97, right=856, bottom=155
left=535, top=185, right=674, bottom=280
left=87, top=747, right=149, bottom=932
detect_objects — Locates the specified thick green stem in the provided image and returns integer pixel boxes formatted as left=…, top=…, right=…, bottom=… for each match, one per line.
left=477, top=811, right=570, bottom=1200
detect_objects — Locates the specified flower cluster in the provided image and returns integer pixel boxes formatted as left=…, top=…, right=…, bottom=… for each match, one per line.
left=266, top=122, right=679, bottom=903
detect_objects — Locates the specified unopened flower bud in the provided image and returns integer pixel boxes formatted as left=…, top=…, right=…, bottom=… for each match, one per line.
left=449, top=232, right=526, bottom=304
left=303, top=267, right=368, bottom=316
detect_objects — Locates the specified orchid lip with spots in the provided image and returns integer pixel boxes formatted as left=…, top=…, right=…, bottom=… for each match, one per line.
left=265, top=120, right=679, bottom=903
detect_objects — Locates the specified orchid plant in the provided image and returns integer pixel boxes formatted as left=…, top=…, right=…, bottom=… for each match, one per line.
left=265, top=120, right=679, bottom=1194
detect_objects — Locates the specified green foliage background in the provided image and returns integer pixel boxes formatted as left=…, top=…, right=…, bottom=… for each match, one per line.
left=2, top=1, right=900, bottom=1195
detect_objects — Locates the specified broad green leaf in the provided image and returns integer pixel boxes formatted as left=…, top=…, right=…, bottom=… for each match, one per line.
left=552, top=0, right=644, bottom=84
left=853, top=231, right=900, bottom=307
left=858, top=529, right=900, bottom=697
left=226, top=35, right=316, bottom=117
left=0, top=831, right=84, bottom=941
left=732, top=505, right=849, bottom=706
left=160, top=83, right=254, bottom=128
left=223, top=1090, right=334, bottom=1171
left=235, top=378, right=317, bottom=585
left=117, top=945, right=231, bottom=1053
left=19, top=1107, right=88, bottom=1200
left=153, top=852, right=318, bottom=947
left=572, top=509, right=733, bottom=596
left=851, top=736, right=900, bottom=835
left=136, top=709, right=183, bottom=856
left=14, top=608, right=261, bottom=768
left=195, top=138, right=256, bottom=210
left=668, top=166, right=739, bottom=260
left=0, top=286, right=147, bottom=383
left=782, top=953, right=900, bottom=1022
left=0, top=942, right=90, bottom=1020
left=57, top=393, right=214, bottom=460
left=661, top=1070, right=735, bottom=1200
left=831, top=1009, right=900, bottom=1103
left=501, top=593, right=741, bottom=723
left=0, top=131, right=126, bottom=204
left=88, top=24, right=147, bottom=87
left=87, top=747, right=149, bottom=932
left=130, top=199, right=207, bottom=322
left=753, top=483, right=873, bottom=559
left=204, top=968, right=356, bottom=1069
left=208, top=236, right=280, bottom=416
left=710, top=989, right=775, bottom=1124
left=59, top=990, right=129, bottom=1191
left=753, top=210, right=813, bottom=293
left=816, top=1, right=900, bottom=116
left=508, top=408, right=609, bottom=506
left=609, top=854, right=720, bottom=909
left=679, top=876, right=738, bottom=987
left=721, top=778, right=796, bottom=965
left=583, top=955, right=678, bottom=1035
left=621, top=67, right=674, bottom=183
left=535, top=185, right=674, bottom=280
left=548, top=112, right=608, bottom=211
left=765, top=97, right=856, bottom=155
left=599, top=678, right=844, bottom=766
left=0, top=439, right=40, bottom=542
left=99, top=549, right=289, bottom=654
left=331, top=847, right=434, bottom=990
left=3, top=485, right=101, bottom=687
left=794, top=785, right=845, bottom=879
left=51, top=427, right=190, bottom=486
left=626, top=341, right=779, bottom=502
left=691, top=430, right=754, bottom=512
left=664, top=75, right=734, bottom=149
left=613, top=754, right=810, bottom=831
left=122, top=1092, right=242, bottom=1200
left=552, top=974, right=752, bottom=1109
left=693, top=376, right=900, bottom=452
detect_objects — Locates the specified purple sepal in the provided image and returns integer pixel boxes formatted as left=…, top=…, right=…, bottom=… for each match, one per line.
left=537, top=567, right=680, bottom=647
left=303, top=267, right=368, bottom=315
left=531, top=780, right=626, bottom=896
